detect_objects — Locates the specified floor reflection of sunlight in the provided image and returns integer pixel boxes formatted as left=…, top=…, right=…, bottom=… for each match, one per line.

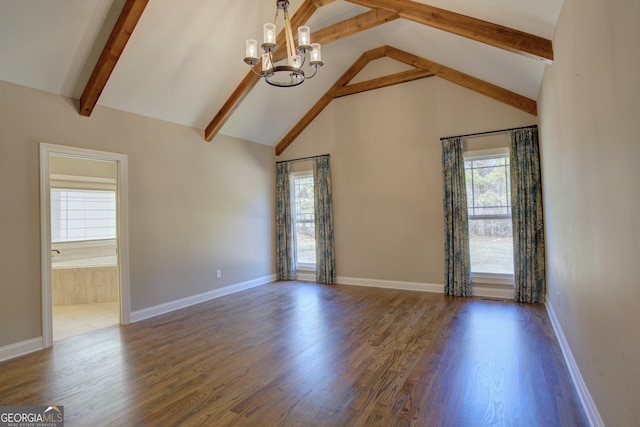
left=286, top=286, right=336, bottom=392
left=446, top=301, right=529, bottom=425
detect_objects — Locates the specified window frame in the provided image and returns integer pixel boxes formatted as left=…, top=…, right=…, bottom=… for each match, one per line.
left=290, top=171, right=316, bottom=272
left=50, top=187, right=117, bottom=244
left=464, top=147, right=514, bottom=286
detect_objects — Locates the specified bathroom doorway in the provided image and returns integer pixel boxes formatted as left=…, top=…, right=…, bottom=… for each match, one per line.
left=40, top=144, right=131, bottom=347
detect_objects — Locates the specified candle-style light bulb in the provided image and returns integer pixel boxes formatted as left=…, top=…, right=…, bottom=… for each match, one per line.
left=263, top=23, right=276, bottom=44
left=298, top=26, right=311, bottom=48
left=310, top=43, right=321, bottom=62
left=246, top=40, right=258, bottom=60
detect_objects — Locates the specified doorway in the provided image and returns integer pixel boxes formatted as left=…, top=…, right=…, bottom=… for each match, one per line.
left=40, top=144, right=131, bottom=348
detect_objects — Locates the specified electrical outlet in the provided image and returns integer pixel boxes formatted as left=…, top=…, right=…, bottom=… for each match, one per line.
left=216, top=269, right=222, bottom=279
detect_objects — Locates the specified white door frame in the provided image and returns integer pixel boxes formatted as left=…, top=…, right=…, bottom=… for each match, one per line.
left=39, top=143, right=131, bottom=348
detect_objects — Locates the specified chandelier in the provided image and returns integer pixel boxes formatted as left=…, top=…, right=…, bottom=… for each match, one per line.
left=244, top=0, right=324, bottom=87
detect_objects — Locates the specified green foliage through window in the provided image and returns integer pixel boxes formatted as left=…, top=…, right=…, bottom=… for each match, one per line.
left=464, top=154, right=513, bottom=274
left=292, top=175, right=315, bottom=265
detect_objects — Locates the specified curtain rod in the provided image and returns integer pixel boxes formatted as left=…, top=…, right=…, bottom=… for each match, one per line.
left=276, top=154, right=330, bottom=164
left=440, top=124, right=537, bottom=141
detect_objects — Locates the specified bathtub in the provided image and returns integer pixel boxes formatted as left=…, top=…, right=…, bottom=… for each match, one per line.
left=51, top=256, right=119, bottom=305
left=52, top=255, right=117, bottom=269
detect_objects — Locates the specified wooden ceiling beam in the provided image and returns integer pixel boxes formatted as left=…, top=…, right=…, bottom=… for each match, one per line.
left=312, top=0, right=337, bottom=5
left=205, top=7, right=398, bottom=142
left=275, top=52, right=372, bottom=156
left=276, top=44, right=537, bottom=155
left=334, top=68, right=434, bottom=98
left=344, top=0, right=553, bottom=63
left=384, top=46, right=537, bottom=115
left=311, top=9, right=398, bottom=46
left=79, top=0, right=149, bottom=117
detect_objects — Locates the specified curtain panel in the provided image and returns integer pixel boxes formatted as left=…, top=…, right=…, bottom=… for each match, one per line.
left=441, top=137, right=472, bottom=297
left=313, top=157, right=336, bottom=285
left=510, top=127, right=546, bottom=303
left=276, top=162, right=296, bottom=281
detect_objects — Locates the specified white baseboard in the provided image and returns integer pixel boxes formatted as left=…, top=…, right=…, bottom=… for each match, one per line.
left=301, top=275, right=512, bottom=299
left=546, top=302, right=604, bottom=427
left=337, top=276, right=444, bottom=293
left=0, top=337, right=43, bottom=363
left=130, top=274, right=275, bottom=323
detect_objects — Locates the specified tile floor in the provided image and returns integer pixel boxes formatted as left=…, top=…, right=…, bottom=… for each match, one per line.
left=53, top=301, right=120, bottom=342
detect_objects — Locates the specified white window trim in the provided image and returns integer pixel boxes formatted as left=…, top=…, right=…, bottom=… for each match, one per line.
left=290, top=171, right=316, bottom=272
left=464, top=147, right=509, bottom=160
left=296, top=262, right=316, bottom=272
left=465, top=147, right=514, bottom=286
left=471, top=272, right=514, bottom=287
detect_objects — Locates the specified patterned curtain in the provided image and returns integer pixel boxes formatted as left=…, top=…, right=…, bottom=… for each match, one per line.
left=510, top=127, right=546, bottom=303
left=276, top=162, right=296, bottom=280
left=313, top=156, right=336, bottom=285
left=441, top=137, right=472, bottom=296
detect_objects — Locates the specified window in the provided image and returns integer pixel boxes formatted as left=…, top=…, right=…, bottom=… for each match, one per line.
left=291, top=172, right=315, bottom=270
left=464, top=149, right=514, bottom=278
left=51, top=189, right=116, bottom=242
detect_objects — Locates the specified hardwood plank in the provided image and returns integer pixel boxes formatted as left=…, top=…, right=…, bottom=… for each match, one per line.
left=79, top=0, right=149, bottom=117
left=345, top=0, right=554, bottom=63
left=0, top=282, right=587, bottom=426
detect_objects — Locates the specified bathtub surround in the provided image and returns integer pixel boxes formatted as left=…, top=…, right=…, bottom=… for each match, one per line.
left=52, top=266, right=118, bottom=306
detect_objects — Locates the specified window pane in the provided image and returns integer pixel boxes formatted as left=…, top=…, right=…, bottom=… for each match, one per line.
left=51, top=189, right=116, bottom=242
left=295, top=222, right=315, bottom=264
left=469, top=218, right=513, bottom=274
left=292, top=175, right=315, bottom=265
left=466, top=156, right=511, bottom=217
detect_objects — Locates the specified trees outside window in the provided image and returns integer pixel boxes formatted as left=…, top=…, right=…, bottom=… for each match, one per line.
left=291, top=173, right=315, bottom=269
left=464, top=153, right=513, bottom=275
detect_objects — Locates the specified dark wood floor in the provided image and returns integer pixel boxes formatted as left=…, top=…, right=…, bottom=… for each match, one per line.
left=0, top=282, right=586, bottom=426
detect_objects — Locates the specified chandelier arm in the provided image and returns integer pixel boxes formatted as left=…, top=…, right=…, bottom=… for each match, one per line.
left=305, top=66, right=318, bottom=79
left=249, top=64, right=267, bottom=78
left=268, top=50, right=275, bottom=70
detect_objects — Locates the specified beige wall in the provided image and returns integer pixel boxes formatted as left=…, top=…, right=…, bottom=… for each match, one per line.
left=278, top=77, right=536, bottom=285
left=0, top=80, right=275, bottom=347
left=538, top=0, right=640, bottom=424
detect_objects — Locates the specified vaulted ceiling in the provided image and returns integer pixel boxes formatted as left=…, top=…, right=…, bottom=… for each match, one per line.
left=0, top=0, right=563, bottom=154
